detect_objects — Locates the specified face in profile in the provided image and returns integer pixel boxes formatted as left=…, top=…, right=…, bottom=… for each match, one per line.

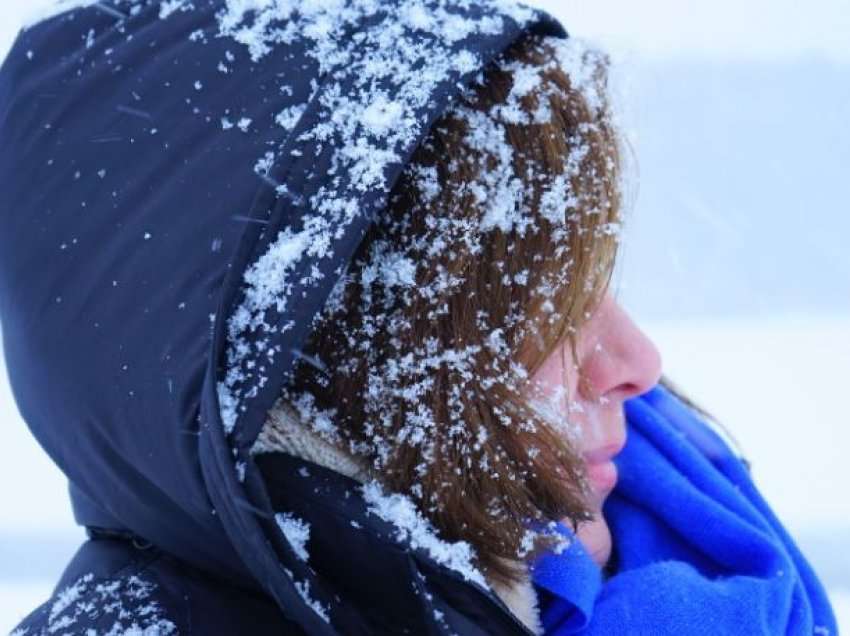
left=287, top=35, right=639, bottom=585
left=530, top=293, right=663, bottom=567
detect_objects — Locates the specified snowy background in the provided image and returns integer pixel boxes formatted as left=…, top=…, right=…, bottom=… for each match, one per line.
left=1, top=0, right=848, bottom=631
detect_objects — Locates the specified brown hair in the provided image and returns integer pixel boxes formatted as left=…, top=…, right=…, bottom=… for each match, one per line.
left=284, top=34, right=622, bottom=587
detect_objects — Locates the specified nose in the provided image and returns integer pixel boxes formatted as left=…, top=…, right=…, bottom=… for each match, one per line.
left=578, top=295, right=663, bottom=403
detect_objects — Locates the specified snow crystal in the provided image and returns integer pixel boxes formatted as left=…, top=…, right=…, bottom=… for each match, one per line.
left=275, top=512, right=311, bottom=562
left=254, top=151, right=276, bottom=177
left=362, top=97, right=406, bottom=137
left=549, top=37, right=607, bottom=117
left=49, top=573, right=93, bottom=624
left=362, top=480, right=489, bottom=589
left=515, top=528, right=536, bottom=558
left=275, top=103, right=307, bottom=132
left=282, top=568, right=331, bottom=623
left=241, top=228, right=312, bottom=323
left=360, top=241, right=418, bottom=295
left=548, top=528, right=571, bottom=555
left=539, top=174, right=578, bottom=226
left=217, top=379, right=240, bottom=435
left=460, top=106, right=530, bottom=234
left=289, top=391, right=340, bottom=441
left=159, top=0, right=189, bottom=19
left=294, top=579, right=330, bottom=623
left=411, top=164, right=441, bottom=203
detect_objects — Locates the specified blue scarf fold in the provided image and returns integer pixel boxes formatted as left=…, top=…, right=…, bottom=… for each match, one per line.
left=531, top=385, right=838, bottom=635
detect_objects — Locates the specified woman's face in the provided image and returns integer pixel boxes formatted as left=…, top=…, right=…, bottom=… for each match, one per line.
left=531, top=293, right=663, bottom=568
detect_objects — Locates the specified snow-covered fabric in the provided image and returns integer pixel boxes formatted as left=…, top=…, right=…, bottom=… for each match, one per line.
left=13, top=569, right=177, bottom=636
left=259, top=400, right=545, bottom=633
left=0, top=0, right=567, bottom=634
left=531, top=385, right=838, bottom=635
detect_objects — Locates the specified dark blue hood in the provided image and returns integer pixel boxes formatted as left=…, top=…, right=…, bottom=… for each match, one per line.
left=0, top=1, right=565, bottom=633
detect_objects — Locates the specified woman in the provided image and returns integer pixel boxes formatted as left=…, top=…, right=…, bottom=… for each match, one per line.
left=0, top=1, right=835, bottom=634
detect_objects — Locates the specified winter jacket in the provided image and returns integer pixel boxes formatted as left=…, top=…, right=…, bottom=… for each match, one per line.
left=0, top=0, right=567, bottom=634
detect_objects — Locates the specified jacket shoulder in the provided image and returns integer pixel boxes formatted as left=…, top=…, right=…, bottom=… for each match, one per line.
left=10, top=537, right=303, bottom=636
left=11, top=541, right=179, bottom=635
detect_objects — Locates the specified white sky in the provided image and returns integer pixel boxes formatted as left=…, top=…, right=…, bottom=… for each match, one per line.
left=537, top=0, right=850, bottom=63
left=2, top=0, right=849, bottom=64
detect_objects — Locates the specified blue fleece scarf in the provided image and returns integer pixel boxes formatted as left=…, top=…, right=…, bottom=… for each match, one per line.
left=531, top=385, right=837, bottom=635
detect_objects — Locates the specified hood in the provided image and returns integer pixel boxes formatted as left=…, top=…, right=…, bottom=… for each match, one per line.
left=0, top=0, right=566, bottom=634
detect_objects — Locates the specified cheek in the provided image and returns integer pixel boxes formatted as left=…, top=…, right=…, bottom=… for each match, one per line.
left=533, top=353, right=563, bottom=390
left=530, top=349, right=599, bottom=455
left=531, top=348, right=579, bottom=410
left=575, top=344, right=613, bottom=403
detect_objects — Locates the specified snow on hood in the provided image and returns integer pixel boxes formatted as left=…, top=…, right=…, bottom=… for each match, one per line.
left=215, top=0, right=540, bottom=436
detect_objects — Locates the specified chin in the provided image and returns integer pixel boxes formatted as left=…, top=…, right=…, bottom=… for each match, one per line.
left=575, top=512, right=613, bottom=568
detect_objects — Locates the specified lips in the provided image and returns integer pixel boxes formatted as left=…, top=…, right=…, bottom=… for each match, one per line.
left=582, top=439, right=625, bottom=494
